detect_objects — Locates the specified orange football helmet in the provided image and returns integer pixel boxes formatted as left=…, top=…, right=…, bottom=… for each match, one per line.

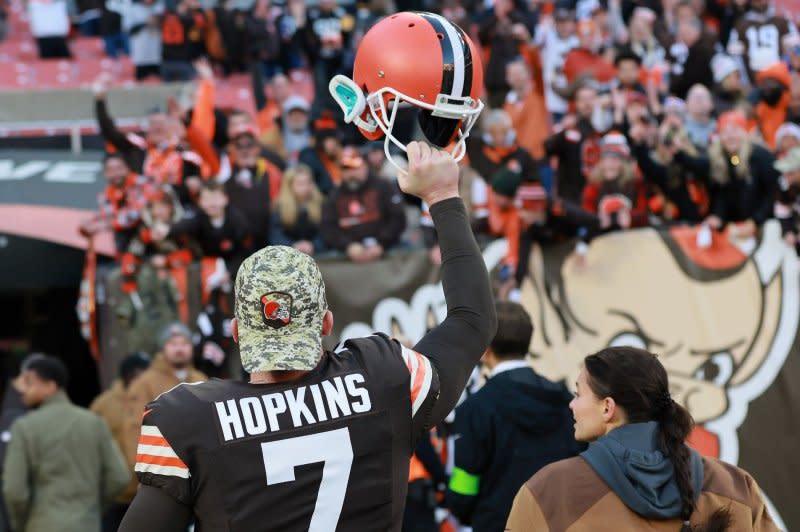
left=329, top=11, right=484, bottom=171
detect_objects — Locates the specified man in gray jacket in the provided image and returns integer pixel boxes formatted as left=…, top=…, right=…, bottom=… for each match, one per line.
left=2, top=355, right=129, bottom=532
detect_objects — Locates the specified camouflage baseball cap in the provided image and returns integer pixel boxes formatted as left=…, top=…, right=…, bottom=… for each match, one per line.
left=234, top=246, right=328, bottom=372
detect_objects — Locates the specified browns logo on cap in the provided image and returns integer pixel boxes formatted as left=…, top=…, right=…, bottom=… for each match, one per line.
left=260, top=292, right=293, bottom=329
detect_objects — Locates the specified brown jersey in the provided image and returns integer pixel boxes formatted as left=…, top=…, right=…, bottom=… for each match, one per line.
left=133, top=334, right=440, bottom=531
left=728, top=10, right=798, bottom=78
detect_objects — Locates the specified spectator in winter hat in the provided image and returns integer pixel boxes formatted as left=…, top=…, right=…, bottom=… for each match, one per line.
left=280, top=95, right=312, bottom=159
left=775, top=122, right=800, bottom=159
left=121, top=322, right=206, bottom=506
left=582, top=132, right=648, bottom=233
left=711, top=54, right=747, bottom=115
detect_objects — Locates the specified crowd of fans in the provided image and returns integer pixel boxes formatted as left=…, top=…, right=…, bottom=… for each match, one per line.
left=69, top=0, right=800, bottom=297
left=1, top=0, right=800, bottom=530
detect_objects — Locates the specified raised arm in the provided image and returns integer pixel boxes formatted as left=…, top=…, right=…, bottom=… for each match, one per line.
left=402, top=142, right=497, bottom=427
left=93, top=76, right=138, bottom=153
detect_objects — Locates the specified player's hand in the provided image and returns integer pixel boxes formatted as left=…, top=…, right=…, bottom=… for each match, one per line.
left=399, top=141, right=459, bottom=207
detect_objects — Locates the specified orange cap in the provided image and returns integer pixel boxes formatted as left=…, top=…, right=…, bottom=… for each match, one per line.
left=340, top=146, right=365, bottom=169
left=717, top=110, right=748, bottom=133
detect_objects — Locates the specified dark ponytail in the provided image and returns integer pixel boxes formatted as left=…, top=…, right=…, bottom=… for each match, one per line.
left=658, top=399, right=696, bottom=527
left=584, top=346, right=730, bottom=531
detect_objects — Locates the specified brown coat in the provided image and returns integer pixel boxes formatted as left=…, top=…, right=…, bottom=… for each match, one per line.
left=506, top=456, right=779, bottom=531
left=119, top=355, right=206, bottom=503
left=90, top=379, right=139, bottom=504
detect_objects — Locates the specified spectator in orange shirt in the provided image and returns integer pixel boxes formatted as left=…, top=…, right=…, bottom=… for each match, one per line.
left=754, top=62, right=792, bottom=150
left=503, top=59, right=550, bottom=162
left=251, top=70, right=291, bottom=136
left=562, top=19, right=616, bottom=90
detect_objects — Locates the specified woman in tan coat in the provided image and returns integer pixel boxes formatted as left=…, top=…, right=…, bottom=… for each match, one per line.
left=506, top=346, right=779, bottom=532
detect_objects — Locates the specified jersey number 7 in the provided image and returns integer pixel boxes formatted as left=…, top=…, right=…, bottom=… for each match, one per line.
left=261, top=427, right=354, bottom=531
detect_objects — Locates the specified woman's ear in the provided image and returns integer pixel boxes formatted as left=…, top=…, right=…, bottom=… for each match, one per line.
left=602, top=396, right=617, bottom=422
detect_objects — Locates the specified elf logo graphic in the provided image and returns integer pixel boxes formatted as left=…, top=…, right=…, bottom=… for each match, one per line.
left=261, top=292, right=293, bottom=329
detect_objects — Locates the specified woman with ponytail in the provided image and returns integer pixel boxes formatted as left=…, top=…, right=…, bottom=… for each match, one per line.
left=506, top=346, right=779, bottom=531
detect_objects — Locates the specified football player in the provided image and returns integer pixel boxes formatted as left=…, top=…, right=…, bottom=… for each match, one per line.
left=119, top=12, right=495, bottom=531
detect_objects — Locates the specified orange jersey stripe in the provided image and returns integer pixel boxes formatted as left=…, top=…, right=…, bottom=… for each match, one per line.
left=410, top=352, right=427, bottom=403
left=138, top=435, right=171, bottom=447
left=136, top=454, right=188, bottom=469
